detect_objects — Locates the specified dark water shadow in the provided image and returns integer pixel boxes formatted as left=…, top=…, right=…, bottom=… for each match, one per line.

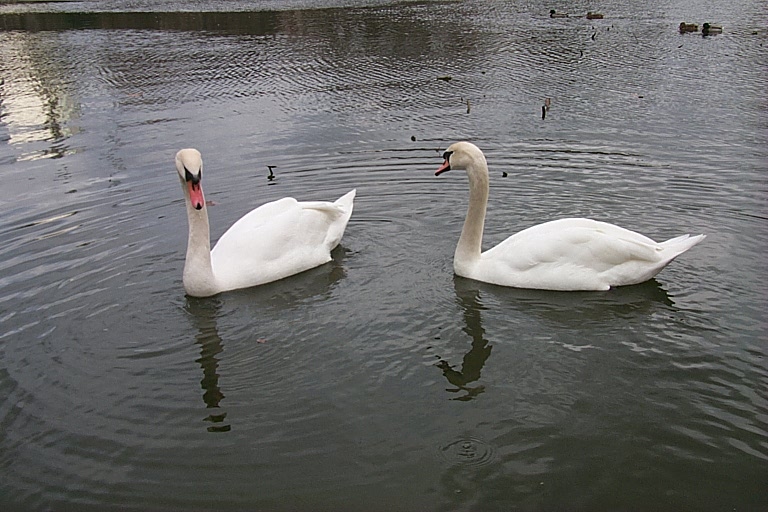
left=0, top=10, right=280, bottom=34
left=181, top=245, right=347, bottom=432
left=220, top=244, right=348, bottom=311
left=454, top=276, right=676, bottom=327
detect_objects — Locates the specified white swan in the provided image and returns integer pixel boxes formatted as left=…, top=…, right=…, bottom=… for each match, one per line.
left=435, top=141, right=705, bottom=291
left=175, top=148, right=355, bottom=297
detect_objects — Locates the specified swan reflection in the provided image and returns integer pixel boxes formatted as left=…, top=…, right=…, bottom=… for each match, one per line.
left=181, top=246, right=348, bottom=431
left=435, top=277, right=677, bottom=400
left=435, top=279, right=493, bottom=401
left=184, top=297, right=231, bottom=433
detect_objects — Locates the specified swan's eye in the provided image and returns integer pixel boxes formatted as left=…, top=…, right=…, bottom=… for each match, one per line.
left=442, top=151, right=453, bottom=161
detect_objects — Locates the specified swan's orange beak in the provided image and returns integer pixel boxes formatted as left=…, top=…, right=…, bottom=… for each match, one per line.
left=187, top=180, right=205, bottom=210
left=435, top=159, right=451, bottom=176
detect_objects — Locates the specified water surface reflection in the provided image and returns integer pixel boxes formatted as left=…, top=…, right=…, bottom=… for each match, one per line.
left=0, top=10, right=280, bottom=33
left=436, top=281, right=493, bottom=401
left=183, top=246, right=347, bottom=432
left=186, top=298, right=230, bottom=432
left=0, top=0, right=766, bottom=510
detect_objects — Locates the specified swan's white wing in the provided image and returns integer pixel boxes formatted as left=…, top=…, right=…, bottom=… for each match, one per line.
left=477, top=218, right=671, bottom=290
left=210, top=194, right=352, bottom=290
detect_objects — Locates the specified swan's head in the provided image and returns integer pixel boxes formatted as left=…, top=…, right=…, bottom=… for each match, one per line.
left=175, top=148, right=205, bottom=210
left=435, top=141, right=486, bottom=176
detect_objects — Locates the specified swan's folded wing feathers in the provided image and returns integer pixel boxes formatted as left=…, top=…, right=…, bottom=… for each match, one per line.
left=487, top=220, right=663, bottom=267
left=212, top=198, right=304, bottom=264
left=298, top=201, right=346, bottom=219
left=584, top=231, right=662, bottom=266
left=210, top=195, right=353, bottom=277
left=220, top=197, right=299, bottom=236
left=548, top=221, right=662, bottom=265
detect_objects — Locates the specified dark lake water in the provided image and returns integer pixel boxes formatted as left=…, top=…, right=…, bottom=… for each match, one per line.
left=1, top=0, right=766, bottom=510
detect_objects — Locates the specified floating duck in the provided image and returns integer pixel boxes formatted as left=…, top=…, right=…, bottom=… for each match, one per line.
left=679, top=22, right=699, bottom=33
left=702, top=23, right=723, bottom=35
left=586, top=12, right=604, bottom=19
left=549, top=9, right=569, bottom=18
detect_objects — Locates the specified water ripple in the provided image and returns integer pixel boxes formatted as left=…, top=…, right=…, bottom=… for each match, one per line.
left=439, top=436, right=497, bottom=467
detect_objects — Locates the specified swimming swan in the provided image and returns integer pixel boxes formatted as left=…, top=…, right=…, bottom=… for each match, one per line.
left=435, top=141, right=705, bottom=291
left=175, top=148, right=355, bottom=297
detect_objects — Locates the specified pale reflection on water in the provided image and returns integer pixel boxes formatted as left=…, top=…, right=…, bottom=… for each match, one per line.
left=0, top=1, right=766, bottom=510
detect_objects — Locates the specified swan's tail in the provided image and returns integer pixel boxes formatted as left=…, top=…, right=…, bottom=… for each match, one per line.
left=660, top=233, right=706, bottom=258
left=333, top=188, right=356, bottom=225
left=335, top=189, right=356, bottom=213
left=325, top=189, right=356, bottom=249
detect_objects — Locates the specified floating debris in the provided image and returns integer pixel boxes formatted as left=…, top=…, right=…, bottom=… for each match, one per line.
left=466, top=98, right=471, bottom=114
left=586, top=12, right=604, bottom=19
left=437, top=75, right=452, bottom=81
left=411, top=135, right=416, bottom=142
left=267, top=165, right=276, bottom=181
left=542, top=97, right=551, bottom=120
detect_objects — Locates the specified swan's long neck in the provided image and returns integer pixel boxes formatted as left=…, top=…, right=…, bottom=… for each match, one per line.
left=455, top=156, right=489, bottom=271
left=182, top=191, right=218, bottom=297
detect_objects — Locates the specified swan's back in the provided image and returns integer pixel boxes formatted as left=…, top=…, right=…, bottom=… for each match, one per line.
left=477, top=218, right=705, bottom=290
left=211, top=189, right=355, bottom=290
